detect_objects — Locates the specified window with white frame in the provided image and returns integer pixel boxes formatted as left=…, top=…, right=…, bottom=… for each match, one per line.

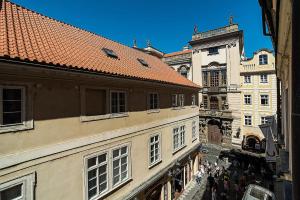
left=261, top=117, right=268, bottom=125
left=112, top=146, right=128, bottom=186
left=244, top=115, right=252, bottom=126
left=171, top=94, right=178, bottom=107
left=86, top=153, right=108, bottom=199
left=85, top=145, right=130, bottom=200
left=259, top=54, right=268, bottom=65
left=179, top=125, right=185, bottom=146
left=149, top=134, right=160, bottom=166
left=192, top=121, right=197, bottom=140
left=0, top=173, right=35, bottom=200
left=179, top=94, right=184, bottom=107
left=173, top=126, right=185, bottom=151
left=173, top=127, right=179, bottom=150
left=149, top=93, right=159, bottom=110
left=244, top=95, right=252, bottom=105
left=0, top=86, right=25, bottom=126
left=191, top=95, right=196, bottom=106
left=244, top=75, right=251, bottom=83
left=110, top=91, right=126, bottom=114
left=261, top=95, right=269, bottom=106
left=260, top=74, right=268, bottom=83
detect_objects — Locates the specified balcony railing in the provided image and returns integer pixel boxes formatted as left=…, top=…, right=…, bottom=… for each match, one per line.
left=192, top=24, right=239, bottom=41
left=202, top=86, right=227, bottom=93
left=199, top=109, right=232, bottom=119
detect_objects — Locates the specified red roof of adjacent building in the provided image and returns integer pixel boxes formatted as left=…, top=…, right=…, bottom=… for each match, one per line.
left=0, top=1, right=199, bottom=88
left=164, top=49, right=192, bottom=58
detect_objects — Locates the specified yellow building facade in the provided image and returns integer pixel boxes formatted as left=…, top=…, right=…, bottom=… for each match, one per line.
left=240, top=49, right=277, bottom=151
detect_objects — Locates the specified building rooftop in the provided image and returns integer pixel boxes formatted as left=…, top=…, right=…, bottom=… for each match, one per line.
left=0, top=0, right=199, bottom=88
left=163, top=49, right=192, bottom=58
left=191, top=24, right=241, bottom=42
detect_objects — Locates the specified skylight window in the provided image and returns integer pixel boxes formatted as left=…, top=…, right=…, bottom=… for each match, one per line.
left=137, top=58, right=149, bottom=67
left=102, top=48, right=118, bottom=59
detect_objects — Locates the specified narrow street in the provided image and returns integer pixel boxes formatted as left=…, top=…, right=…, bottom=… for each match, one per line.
left=183, top=144, right=276, bottom=200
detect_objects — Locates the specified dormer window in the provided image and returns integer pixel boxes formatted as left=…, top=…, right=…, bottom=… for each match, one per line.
left=102, top=48, right=118, bottom=59
left=137, top=58, right=149, bottom=67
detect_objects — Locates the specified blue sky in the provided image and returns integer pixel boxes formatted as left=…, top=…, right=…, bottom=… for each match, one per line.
left=13, top=0, right=273, bottom=57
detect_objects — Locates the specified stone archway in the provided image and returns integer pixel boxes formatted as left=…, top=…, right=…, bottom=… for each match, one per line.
left=207, top=119, right=222, bottom=144
left=244, top=135, right=261, bottom=151
left=145, top=183, right=163, bottom=200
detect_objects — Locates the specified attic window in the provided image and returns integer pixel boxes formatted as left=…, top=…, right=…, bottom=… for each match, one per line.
left=137, top=58, right=149, bottom=67
left=102, top=48, right=118, bottom=58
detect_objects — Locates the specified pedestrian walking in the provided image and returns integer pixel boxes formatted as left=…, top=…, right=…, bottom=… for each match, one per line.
left=207, top=173, right=214, bottom=190
left=212, top=185, right=217, bottom=200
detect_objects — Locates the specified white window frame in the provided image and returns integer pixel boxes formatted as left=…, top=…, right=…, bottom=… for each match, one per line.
left=244, top=115, right=252, bottom=126
left=179, top=94, right=184, bottom=107
left=0, top=86, right=25, bottom=126
left=0, top=85, right=33, bottom=133
left=260, top=74, right=268, bottom=83
left=110, top=90, right=127, bottom=115
left=260, top=95, right=269, bottom=106
left=148, top=93, right=159, bottom=110
left=0, top=173, right=35, bottom=200
left=261, top=117, right=268, bottom=125
left=172, top=94, right=178, bottom=107
left=85, top=151, right=108, bottom=200
left=259, top=54, right=268, bottom=65
left=84, top=144, right=131, bottom=200
left=173, top=125, right=186, bottom=152
left=191, top=95, right=196, bottom=106
left=148, top=133, right=161, bottom=167
left=192, top=121, right=197, bottom=141
left=111, top=145, right=129, bottom=188
left=244, top=75, right=251, bottom=84
left=244, top=95, right=252, bottom=105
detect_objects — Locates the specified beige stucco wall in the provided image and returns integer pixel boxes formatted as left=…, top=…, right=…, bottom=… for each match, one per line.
left=0, top=62, right=200, bottom=200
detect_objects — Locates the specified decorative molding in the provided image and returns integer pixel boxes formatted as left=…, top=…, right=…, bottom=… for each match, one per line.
left=0, top=112, right=199, bottom=170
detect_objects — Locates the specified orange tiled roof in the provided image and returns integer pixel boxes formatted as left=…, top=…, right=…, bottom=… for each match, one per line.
left=0, top=1, right=199, bottom=89
left=164, top=49, right=192, bottom=58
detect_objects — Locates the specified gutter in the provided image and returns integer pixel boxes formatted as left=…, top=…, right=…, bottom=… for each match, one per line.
left=0, top=57, right=200, bottom=90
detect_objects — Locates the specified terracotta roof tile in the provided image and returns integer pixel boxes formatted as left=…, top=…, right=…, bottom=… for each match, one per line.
left=0, top=1, right=199, bottom=88
left=163, top=49, right=192, bottom=58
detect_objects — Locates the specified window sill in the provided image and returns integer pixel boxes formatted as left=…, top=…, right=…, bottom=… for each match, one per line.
left=207, top=52, right=219, bottom=56
left=80, top=113, right=128, bottom=122
left=90, top=178, right=132, bottom=200
left=0, top=121, right=33, bottom=134
left=191, top=105, right=198, bottom=108
left=243, top=125, right=252, bottom=127
left=172, top=145, right=186, bottom=155
left=147, top=109, right=160, bottom=114
left=148, top=159, right=162, bottom=169
left=192, top=138, right=198, bottom=142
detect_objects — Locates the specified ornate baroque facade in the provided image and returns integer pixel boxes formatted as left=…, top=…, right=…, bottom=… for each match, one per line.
left=163, top=23, right=244, bottom=147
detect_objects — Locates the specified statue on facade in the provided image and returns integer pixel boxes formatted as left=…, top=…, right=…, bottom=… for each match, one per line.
left=229, top=15, right=234, bottom=25
left=193, top=25, right=198, bottom=34
left=147, top=40, right=151, bottom=47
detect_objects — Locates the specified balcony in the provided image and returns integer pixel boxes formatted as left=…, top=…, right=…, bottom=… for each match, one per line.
left=202, top=86, right=227, bottom=93
left=199, top=109, right=232, bottom=119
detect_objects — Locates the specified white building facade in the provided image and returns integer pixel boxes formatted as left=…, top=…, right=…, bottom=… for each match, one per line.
left=164, top=23, right=244, bottom=147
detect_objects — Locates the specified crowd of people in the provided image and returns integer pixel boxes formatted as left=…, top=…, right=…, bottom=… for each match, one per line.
left=195, top=155, right=273, bottom=200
